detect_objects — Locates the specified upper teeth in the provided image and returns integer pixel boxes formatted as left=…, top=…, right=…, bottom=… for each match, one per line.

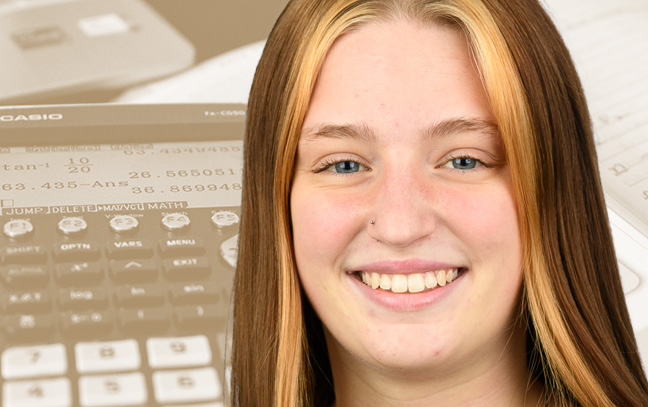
left=359, top=269, right=459, bottom=293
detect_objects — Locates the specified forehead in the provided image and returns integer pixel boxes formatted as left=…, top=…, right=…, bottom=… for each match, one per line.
left=303, top=19, right=494, bottom=136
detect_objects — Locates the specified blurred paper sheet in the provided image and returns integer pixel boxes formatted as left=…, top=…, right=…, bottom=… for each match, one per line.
left=115, top=40, right=265, bottom=104
left=542, top=0, right=648, bottom=237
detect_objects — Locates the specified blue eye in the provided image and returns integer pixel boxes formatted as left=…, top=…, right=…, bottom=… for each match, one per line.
left=332, top=161, right=362, bottom=173
left=450, top=157, right=478, bottom=170
left=440, top=155, right=492, bottom=172
left=314, top=158, right=369, bottom=175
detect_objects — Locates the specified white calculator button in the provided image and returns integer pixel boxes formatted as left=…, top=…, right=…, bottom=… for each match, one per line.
left=161, top=213, right=191, bottom=232
left=109, top=215, right=139, bottom=233
left=57, top=217, right=88, bottom=235
left=152, top=367, right=221, bottom=404
left=147, top=335, right=212, bottom=368
left=75, top=339, right=141, bottom=373
left=1, top=343, right=67, bottom=379
left=3, top=219, right=34, bottom=239
left=78, top=372, right=147, bottom=407
left=3, top=378, right=72, bottom=407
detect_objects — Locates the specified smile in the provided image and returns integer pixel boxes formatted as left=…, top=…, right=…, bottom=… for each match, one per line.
left=358, top=269, right=461, bottom=294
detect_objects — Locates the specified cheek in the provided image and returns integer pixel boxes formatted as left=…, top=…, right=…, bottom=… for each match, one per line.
left=290, top=186, right=365, bottom=324
left=290, top=186, right=365, bottom=272
left=440, top=182, right=524, bottom=331
left=442, top=181, right=521, bottom=264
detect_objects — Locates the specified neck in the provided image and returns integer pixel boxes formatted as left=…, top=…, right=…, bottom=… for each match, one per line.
left=327, top=324, right=543, bottom=407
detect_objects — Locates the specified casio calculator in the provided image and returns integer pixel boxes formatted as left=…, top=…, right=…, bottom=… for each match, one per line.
left=0, top=103, right=244, bottom=407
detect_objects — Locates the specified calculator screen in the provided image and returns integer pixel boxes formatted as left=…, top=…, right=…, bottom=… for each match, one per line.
left=0, top=139, right=243, bottom=213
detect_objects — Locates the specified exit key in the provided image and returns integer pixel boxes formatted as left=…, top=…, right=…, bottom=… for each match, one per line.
left=162, top=257, right=210, bottom=281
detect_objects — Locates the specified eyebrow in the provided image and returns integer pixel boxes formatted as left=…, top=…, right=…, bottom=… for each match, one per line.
left=301, top=118, right=499, bottom=142
left=427, top=118, right=499, bottom=140
left=301, top=122, right=376, bottom=142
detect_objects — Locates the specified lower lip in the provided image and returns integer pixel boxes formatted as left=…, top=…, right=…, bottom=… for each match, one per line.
left=349, top=271, right=465, bottom=311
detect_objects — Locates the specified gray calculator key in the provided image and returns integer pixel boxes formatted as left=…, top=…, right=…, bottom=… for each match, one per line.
left=159, top=237, right=205, bottom=256
left=162, top=257, right=210, bottom=280
left=4, top=314, right=55, bottom=339
left=1, top=265, right=48, bottom=288
left=52, top=242, right=100, bottom=262
left=58, top=288, right=109, bottom=310
left=1, top=245, right=47, bottom=264
left=110, top=259, right=157, bottom=283
left=174, top=305, right=220, bottom=330
left=119, top=307, right=170, bottom=332
left=2, top=290, right=50, bottom=313
left=106, top=239, right=153, bottom=259
left=170, top=282, right=219, bottom=305
left=61, top=311, right=113, bottom=337
left=55, top=262, right=103, bottom=285
left=115, top=285, right=165, bottom=308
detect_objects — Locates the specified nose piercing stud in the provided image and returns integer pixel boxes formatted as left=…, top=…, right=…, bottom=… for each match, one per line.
left=370, top=220, right=378, bottom=242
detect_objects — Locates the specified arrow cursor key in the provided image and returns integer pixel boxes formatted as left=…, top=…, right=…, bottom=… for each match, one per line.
left=110, top=259, right=158, bottom=283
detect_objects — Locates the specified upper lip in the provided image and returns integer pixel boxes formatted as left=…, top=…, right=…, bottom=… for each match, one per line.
left=349, top=259, right=464, bottom=275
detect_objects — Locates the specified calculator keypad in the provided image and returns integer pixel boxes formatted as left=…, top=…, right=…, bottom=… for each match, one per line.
left=0, top=207, right=236, bottom=406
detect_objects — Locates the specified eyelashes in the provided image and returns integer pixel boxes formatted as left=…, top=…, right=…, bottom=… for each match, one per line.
left=313, top=156, right=370, bottom=175
left=441, top=155, right=493, bottom=171
left=312, top=154, right=493, bottom=176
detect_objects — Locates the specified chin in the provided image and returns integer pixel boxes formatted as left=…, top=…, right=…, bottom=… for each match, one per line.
left=339, top=322, right=462, bottom=373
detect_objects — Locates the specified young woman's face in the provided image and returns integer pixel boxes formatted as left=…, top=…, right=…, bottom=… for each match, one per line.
left=291, top=20, right=524, bottom=379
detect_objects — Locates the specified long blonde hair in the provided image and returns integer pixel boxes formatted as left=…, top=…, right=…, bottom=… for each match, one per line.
left=232, top=1, right=648, bottom=406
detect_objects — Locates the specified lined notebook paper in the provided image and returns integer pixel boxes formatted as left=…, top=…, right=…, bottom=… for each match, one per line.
left=542, top=0, right=648, bottom=360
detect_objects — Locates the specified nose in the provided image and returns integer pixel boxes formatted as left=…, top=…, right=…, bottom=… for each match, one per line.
left=367, top=168, right=437, bottom=248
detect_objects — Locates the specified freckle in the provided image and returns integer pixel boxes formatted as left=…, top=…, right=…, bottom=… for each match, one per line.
left=435, top=351, right=440, bottom=356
